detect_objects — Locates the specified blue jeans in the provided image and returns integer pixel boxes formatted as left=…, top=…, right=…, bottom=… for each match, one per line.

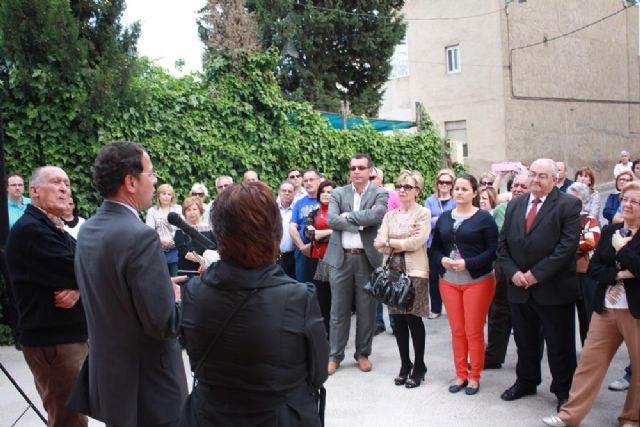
left=376, top=302, right=396, bottom=329
left=624, top=363, right=632, bottom=382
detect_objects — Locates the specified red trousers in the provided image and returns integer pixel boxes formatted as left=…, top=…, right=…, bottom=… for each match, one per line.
left=440, top=276, right=496, bottom=381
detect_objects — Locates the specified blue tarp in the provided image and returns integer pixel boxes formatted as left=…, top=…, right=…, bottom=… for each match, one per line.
left=319, top=112, right=416, bottom=132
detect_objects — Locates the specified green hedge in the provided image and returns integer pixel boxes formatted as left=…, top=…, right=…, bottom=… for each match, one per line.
left=0, top=49, right=457, bottom=344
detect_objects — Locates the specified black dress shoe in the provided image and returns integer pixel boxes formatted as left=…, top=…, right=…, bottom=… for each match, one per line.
left=501, top=382, right=537, bottom=401
left=556, top=396, right=568, bottom=412
left=374, top=325, right=386, bottom=336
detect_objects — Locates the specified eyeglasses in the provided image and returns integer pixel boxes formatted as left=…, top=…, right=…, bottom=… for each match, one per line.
left=437, top=180, right=453, bottom=186
left=512, top=183, right=528, bottom=189
left=528, top=171, right=550, bottom=180
left=7, top=183, right=23, bottom=187
left=139, top=171, right=157, bottom=178
left=280, top=189, right=293, bottom=193
left=617, top=177, right=631, bottom=182
left=216, top=184, right=230, bottom=190
left=350, top=166, right=369, bottom=171
left=368, top=176, right=377, bottom=181
left=481, top=181, right=494, bottom=186
left=288, top=174, right=301, bottom=179
left=191, top=192, right=205, bottom=197
left=395, top=184, right=415, bottom=191
left=620, top=196, right=640, bottom=206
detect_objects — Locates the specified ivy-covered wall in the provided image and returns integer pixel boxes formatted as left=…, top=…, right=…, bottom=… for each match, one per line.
left=1, top=50, right=456, bottom=344
left=4, top=51, right=449, bottom=216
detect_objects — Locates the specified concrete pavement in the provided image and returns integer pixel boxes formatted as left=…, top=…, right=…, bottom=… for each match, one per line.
left=0, top=307, right=630, bottom=427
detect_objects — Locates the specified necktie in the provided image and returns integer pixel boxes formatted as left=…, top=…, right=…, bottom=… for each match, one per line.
left=525, top=199, right=541, bottom=234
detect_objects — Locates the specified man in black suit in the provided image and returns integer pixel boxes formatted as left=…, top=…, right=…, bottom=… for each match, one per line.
left=69, top=142, right=187, bottom=427
left=497, top=158, right=581, bottom=411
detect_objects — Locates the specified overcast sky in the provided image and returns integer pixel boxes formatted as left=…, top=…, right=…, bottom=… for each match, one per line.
left=122, top=0, right=205, bottom=75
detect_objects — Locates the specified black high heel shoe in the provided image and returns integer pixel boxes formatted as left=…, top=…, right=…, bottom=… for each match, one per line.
left=405, top=366, right=427, bottom=389
left=394, top=363, right=413, bottom=386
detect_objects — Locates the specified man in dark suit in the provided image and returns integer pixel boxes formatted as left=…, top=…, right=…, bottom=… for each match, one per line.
left=497, top=158, right=581, bottom=411
left=324, top=153, right=388, bottom=375
left=69, top=141, right=187, bottom=427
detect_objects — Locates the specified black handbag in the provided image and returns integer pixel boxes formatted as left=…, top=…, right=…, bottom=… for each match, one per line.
left=364, top=251, right=415, bottom=310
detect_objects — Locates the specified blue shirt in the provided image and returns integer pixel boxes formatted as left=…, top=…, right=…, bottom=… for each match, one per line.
left=8, top=196, right=31, bottom=229
left=423, top=195, right=456, bottom=248
left=290, top=196, right=319, bottom=244
left=279, top=202, right=295, bottom=253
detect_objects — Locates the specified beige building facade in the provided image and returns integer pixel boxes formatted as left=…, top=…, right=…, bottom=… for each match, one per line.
left=380, top=0, right=640, bottom=182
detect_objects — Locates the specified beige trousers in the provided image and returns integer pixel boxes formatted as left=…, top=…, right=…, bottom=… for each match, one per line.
left=559, top=309, right=640, bottom=426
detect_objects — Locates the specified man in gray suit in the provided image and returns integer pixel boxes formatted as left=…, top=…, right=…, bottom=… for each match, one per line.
left=324, top=153, right=388, bottom=374
left=69, top=141, right=188, bottom=427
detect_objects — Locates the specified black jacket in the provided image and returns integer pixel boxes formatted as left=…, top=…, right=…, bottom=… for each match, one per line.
left=180, top=260, right=329, bottom=427
left=588, top=223, right=640, bottom=319
left=497, top=189, right=581, bottom=305
left=6, top=204, right=86, bottom=346
left=431, top=209, right=498, bottom=279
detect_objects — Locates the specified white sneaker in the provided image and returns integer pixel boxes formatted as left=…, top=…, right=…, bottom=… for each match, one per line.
left=608, top=377, right=630, bottom=391
left=542, top=415, right=567, bottom=427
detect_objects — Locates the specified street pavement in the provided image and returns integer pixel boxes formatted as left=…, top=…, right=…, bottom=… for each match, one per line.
left=0, top=306, right=630, bottom=427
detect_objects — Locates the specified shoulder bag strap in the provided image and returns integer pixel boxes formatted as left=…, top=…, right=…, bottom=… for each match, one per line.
left=193, top=288, right=259, bottom=381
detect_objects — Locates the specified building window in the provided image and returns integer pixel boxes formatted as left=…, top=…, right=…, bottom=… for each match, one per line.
left=446, top=45, right=461, bottom=74
left=389, top=36, right=409, bottom=79
left=445, top=120, right=467, bottom=158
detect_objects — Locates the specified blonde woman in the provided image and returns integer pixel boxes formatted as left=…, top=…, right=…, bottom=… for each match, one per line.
left=145, top=183, right=182, bottom=276
left=423, top=168, right=456, bottom=319
left=375, top=170, right=431, bottom=388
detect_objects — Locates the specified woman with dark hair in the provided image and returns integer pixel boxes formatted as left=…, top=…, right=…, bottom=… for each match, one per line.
left=542, top=181, right=640, bottom=427
left=574, top=167, right=600, bottom=218
left=305, top=180, right=336, bottom=336
left=180, top=182, right=329, bottom=427
left=431, top=174, right=498, bottom=395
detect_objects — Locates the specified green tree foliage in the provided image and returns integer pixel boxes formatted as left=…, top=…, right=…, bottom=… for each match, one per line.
left=0, top=45, right=448, bottom=343
left=246, top=0, right=406, bottom=116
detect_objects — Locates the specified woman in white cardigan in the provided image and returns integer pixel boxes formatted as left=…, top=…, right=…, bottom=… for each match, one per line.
left=374, top=170, right=431, bottom=389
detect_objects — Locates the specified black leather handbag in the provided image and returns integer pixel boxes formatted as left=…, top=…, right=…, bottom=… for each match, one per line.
left=364, top=251, right=415, bottom=310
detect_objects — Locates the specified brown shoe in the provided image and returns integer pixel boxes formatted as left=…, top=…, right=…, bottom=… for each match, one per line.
left=328, top=361, right=340, bottom=375
left=357, top=356, right=373, bottom=372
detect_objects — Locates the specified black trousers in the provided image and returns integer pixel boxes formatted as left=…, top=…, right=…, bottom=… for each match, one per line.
left=485, top=265, right=511, bottom=365
left=510, top=297, right=577, bottom=397
left=313, top=279, right=332, bottom=338
left=277, top=251, right=296, bottom=280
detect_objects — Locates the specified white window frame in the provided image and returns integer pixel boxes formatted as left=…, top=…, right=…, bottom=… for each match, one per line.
left=446, top=45, right=461, bottom=74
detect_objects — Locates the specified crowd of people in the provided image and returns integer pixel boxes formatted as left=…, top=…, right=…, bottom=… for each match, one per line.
left=3, top=144, right=639, bottom=427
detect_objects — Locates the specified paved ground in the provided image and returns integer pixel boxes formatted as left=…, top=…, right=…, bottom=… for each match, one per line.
left=0, top=306, right=630, bottom=427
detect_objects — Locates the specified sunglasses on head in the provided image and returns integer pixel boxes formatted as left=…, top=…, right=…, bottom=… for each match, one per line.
left=437, top=180, right=452, bottom=185
left=350, top=166, right=369, bottom=171
left=395, top=183, right=415, bottom=191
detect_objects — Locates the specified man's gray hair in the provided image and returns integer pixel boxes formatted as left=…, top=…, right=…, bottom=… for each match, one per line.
left=29, top=166, right=49, bottom=187
left=567, top=182, right=590, bottom=205
left=215, top=176, right=233, bottom=186
left=279, top=180, right=294, bottom=190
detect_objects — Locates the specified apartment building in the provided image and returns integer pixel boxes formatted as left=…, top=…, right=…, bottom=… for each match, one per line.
left=379, top=0, right=640, bottom=181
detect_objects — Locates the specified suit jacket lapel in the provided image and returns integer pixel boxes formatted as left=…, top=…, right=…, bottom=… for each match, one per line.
left=511, top=195, right=527, bottom=237
left=359, top=184, right=375, bottom=209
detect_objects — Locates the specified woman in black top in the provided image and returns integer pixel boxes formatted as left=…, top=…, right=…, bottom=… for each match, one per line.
left=431, top=173, right=498, bottom=395
left=543, top=181, right=640, bottom=427
left=180, top=182, right=329, bottom=427
left=174, top=196, right=214, bottom=277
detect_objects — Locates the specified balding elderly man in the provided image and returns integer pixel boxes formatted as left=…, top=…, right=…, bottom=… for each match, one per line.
left=7, top=166, right=88, bottom=427
left=498, top=158, right=581, bottom=412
